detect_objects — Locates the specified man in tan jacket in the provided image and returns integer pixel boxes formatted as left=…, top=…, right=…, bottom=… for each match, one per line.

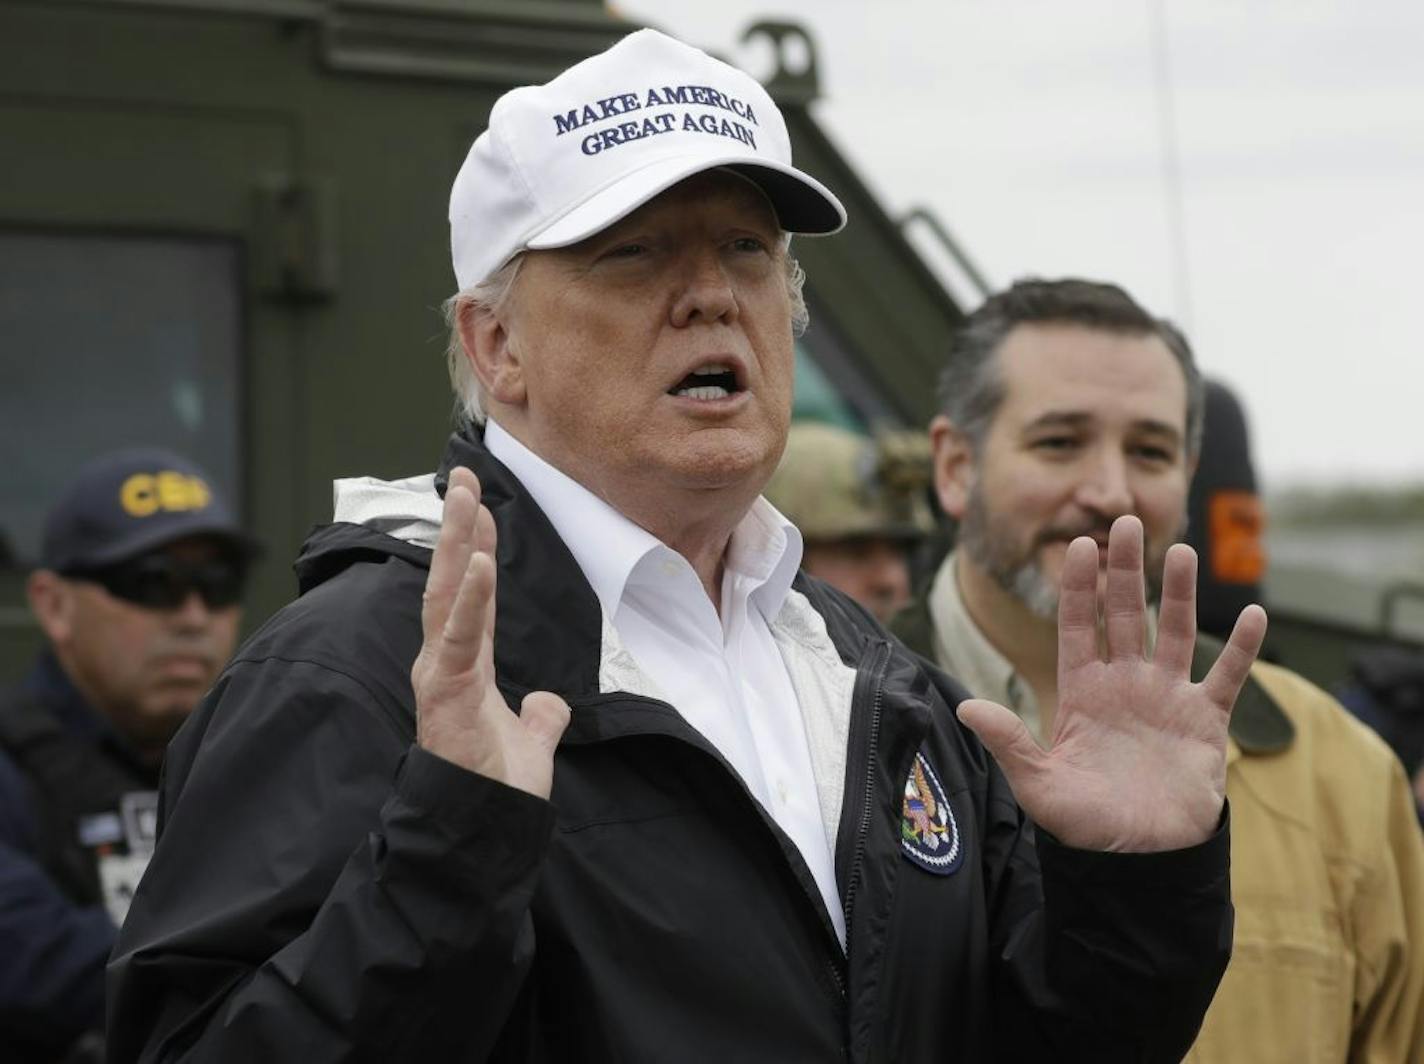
left=892, top=277, right=1424, bottom=1063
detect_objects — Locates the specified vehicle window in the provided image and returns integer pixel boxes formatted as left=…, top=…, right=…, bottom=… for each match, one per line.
left=0, top=229, right=244, bottom=567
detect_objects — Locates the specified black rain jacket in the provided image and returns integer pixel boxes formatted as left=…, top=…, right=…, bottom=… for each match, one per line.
left=108, top=425, right=1232, bottom=1063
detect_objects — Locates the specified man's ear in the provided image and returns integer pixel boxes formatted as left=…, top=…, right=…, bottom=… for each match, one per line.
left=929, top=414, right=975, bottom=521
left=26, top=570, right=74, bottom=646
left=457, top=298, right=526, bottom=408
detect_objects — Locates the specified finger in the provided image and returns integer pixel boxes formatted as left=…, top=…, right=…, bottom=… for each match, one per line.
left=474, top=503, right=499, bottom=668
left=1057, top=536, right=1103, bottom=673
left=422, top=468, right=481, bottom=641
left=1103, top=515, right=1147, bottom=660
left=956, top=698, right=1047, bottom=784
left=437, top=549, right=496, bottom=676
left=520, top=691, right=572, bottom=756
left=1152, top=543, right=1198, bottom=676
left=1200, top=604, right=1269, bottom=712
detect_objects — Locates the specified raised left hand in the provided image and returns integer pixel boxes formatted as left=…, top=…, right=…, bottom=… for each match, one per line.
left=412, top=466, right=570, bottom=799
left=956, top=514, right=1267, bottom=852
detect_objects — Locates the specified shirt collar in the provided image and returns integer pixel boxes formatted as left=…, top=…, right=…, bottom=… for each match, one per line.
left=729, top=494, right=803, bottom=621
left=485, top=419, right=660, bottom=619
left=928, top=552, right=1022, bottom=711
left=483, top=419, right=802, bottom=622
left=928, top=550, right=1162, bottom=744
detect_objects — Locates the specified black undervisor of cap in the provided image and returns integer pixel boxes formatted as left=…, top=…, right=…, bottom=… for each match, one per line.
left=723, top=164, right=844, bottom=235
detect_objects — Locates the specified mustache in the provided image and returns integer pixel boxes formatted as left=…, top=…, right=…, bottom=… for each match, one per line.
left=1031, top=519, right=1115, bottom=550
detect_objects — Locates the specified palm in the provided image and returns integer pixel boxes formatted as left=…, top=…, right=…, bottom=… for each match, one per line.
left=411, top=466, right=569, bottom=798
left=958, top=516, right=1267, bottom=852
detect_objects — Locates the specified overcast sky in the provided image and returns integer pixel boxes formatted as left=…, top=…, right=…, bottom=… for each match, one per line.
left=617, top=0, right=1424, bottom=489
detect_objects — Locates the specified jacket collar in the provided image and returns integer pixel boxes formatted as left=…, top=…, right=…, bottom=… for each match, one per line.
left=1189, top=633, right=1294, bottom=756
left=436, top=422, right=606, bottom=702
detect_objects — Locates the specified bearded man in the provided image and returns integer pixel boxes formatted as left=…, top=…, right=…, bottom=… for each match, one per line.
left=892, top=277, right=1424, bottom=1064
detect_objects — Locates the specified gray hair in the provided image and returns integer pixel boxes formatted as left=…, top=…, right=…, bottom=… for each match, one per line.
left=442, top=255, right=525, bottom=426
left=442, top=246, right=810, bottom=426
left=937, top=277, right=1206, bottom=457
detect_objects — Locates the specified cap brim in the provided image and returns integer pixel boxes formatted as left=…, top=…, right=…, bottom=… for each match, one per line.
left=527, top=153, right=846, bottom=251
left=77, top=523, right=263, bottom=570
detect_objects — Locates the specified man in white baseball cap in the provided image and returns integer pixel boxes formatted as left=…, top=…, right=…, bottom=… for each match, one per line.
left=112, top=29, right=1262, bottom=1062
left=447, top=28, right=843, bottom=293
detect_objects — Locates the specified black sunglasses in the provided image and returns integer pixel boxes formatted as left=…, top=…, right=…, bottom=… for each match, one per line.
left=69, top=553, right=247, bottom=611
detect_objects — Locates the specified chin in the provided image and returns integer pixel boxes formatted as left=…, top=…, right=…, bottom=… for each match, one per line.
left=660, top=435, right=775, bottom=490
left=148, top=680, right=212, bottom=713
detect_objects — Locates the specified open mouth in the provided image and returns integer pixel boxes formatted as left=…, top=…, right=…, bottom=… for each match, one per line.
left=668, top=362, right=742, bottom=401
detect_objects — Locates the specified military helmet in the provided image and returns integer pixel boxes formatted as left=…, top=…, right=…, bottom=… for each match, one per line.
left=766, top=421, right=935, bottom=542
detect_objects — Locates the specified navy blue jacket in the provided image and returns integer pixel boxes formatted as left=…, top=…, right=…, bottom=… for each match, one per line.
left=1, top=654, right=142, bottom=1061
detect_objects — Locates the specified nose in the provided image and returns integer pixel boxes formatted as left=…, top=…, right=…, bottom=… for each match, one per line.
left=168, top=589, right=216, bottom=630
left=1075, top=449, right=1134, bottom=518
left=669, top=245, right=738, bottom=327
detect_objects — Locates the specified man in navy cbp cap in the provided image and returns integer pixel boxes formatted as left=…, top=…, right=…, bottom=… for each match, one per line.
left=0, top=447, right=256, bottom=1064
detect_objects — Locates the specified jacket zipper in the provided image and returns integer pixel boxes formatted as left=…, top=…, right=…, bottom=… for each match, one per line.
left=835, top=640, right=891, bottom=1015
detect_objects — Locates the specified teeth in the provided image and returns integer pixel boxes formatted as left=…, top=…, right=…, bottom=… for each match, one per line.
left=676, top=385, right=730, bottom=400
left=692, top=363, right=730, bottom=376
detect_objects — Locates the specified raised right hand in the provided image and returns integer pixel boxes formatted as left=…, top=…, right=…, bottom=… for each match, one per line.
left=411, top=465, right=570, bottom=798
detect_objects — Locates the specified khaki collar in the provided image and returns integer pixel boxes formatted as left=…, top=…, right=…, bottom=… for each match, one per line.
left=1191, top=633, right=1295, bottom=757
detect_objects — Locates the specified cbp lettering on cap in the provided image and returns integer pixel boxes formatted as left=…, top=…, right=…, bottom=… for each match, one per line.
left=118, top=470, right=213, bottom=518
left=111, top=30, right=1262, bottom=1062
left=0, top=447, right=259, bottom=1060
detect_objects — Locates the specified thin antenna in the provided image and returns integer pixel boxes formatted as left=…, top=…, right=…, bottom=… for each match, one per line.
left=1149, top=0, right=1193, bottom=327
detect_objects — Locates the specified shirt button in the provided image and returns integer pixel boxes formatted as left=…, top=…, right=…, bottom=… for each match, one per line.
left=660, top=560, right=680, bottom=577
left=775, top=779, right=789, bottom=806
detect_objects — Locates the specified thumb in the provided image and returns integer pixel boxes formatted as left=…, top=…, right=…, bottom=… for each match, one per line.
left=520, top=690, right=572, bottom=754
left=956, top=698, right=1046, bottom=783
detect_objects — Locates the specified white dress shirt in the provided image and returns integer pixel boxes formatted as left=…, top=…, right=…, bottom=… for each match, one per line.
left=485, top=419, right=846, bottom=946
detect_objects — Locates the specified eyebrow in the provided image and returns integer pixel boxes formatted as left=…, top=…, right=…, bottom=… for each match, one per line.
left=1022, top=410, right=1183, bottom=444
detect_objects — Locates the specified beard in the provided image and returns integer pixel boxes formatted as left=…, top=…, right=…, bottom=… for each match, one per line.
left=957, top=484, right=1180, bottom=621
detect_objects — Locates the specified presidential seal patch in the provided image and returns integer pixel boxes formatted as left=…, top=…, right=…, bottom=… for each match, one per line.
left=900, top=752, right=963, bottom=874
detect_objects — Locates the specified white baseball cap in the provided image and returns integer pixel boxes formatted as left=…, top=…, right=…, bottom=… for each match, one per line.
left=449, top=28, right=847, bottom=289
